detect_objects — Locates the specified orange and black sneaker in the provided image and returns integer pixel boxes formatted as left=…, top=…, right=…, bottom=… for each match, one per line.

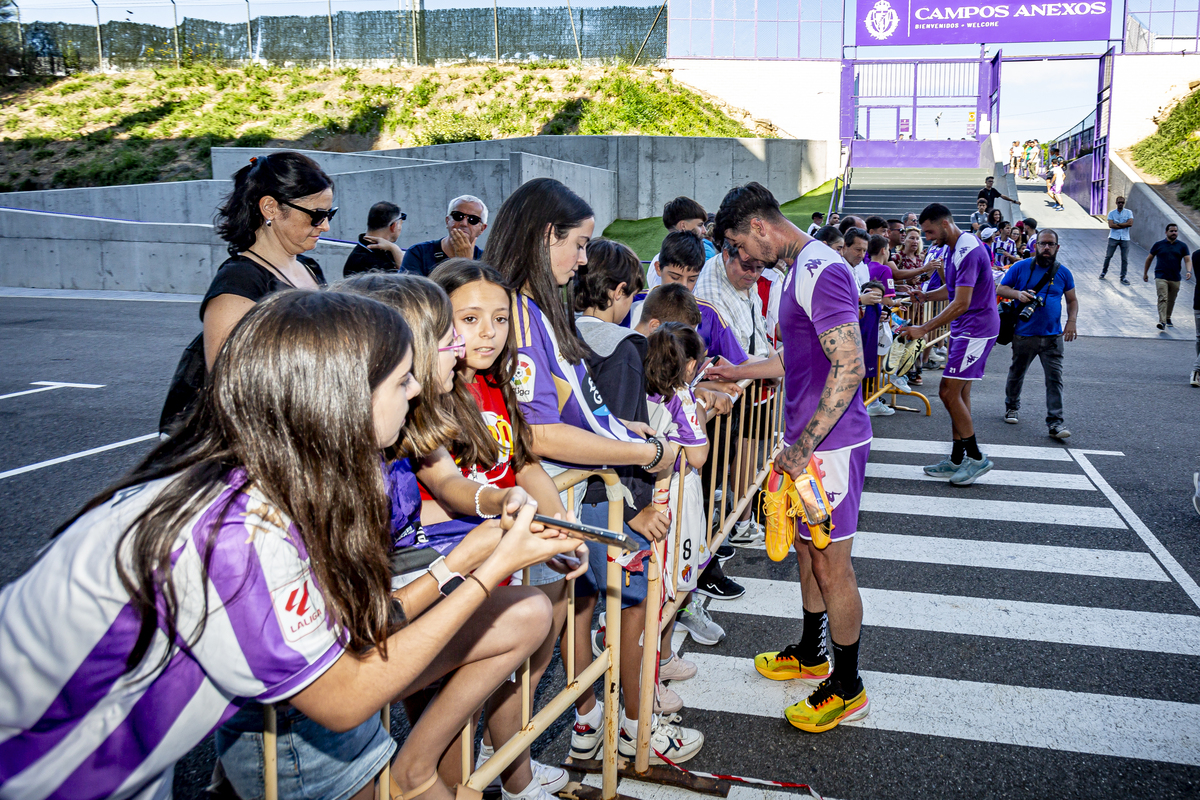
left=753, top=643, right=831, bottom=685
left=784, top=677, right=870, bottom=733
left=761, top=468, right=798, bottom=562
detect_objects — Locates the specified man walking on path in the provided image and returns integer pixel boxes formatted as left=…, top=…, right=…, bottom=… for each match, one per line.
left=1144, top=223, right=1193, bottom=330
left=1191, top=242, right=1200, bottom=387
left=998, top=230, right=1078, bottom=439
left=978, top=176, right=1016, bottom=210
left=1101, top=196, right=1134, bottom=284
left=902, top=203, right=1001, bottom=486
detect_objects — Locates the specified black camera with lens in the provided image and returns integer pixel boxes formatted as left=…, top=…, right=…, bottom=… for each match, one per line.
left=1018, top=296, right=1045, bottom=321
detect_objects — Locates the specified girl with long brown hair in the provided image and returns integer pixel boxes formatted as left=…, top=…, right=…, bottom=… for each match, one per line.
left=486, top=178, right=703, bottom=765
left=0, top=290, right=578, bottom=800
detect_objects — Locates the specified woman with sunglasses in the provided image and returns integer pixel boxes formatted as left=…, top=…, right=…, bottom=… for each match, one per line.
left=159, top=151, right=339, bottom=432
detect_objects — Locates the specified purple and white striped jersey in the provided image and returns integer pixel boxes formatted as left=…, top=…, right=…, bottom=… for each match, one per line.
left=0, top=471, right=345, bottom=800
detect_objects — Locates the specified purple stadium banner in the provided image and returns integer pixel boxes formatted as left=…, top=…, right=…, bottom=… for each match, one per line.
left=855, top=0, right=1112, bottom=45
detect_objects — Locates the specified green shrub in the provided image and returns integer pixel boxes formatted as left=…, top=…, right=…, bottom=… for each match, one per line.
left=31, top=148, right=54, bottom=160
left=1131, top=87, right=1200, bottom=212
left=410, top=78, right=439, bottom=107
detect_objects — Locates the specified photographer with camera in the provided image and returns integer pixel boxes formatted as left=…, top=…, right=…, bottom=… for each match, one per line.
left=997, top=229, right=1078, bottom=439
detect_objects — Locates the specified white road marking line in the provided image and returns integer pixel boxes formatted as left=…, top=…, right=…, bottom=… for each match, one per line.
left=0, top=381, right=105, bottom=401
left=860, top=492, right=1126, bottom=528
left=853, top=531, right=1169, bottom=581
left=580, top=772, right=833, bottom=800
left=719, top=577, right=1200, bottom=655
left=674, top=653, right=1200, bottom=767
left=0, top=433, right=159, bottom=481
left=872, top=437, right=1075, bottom=462
left=1071, top=450, right=1200, bottom=612
left=865, top=461, right=1095, bottom=490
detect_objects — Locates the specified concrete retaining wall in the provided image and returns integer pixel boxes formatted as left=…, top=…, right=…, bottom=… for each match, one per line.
left=1107, top=153, right=1200, bottom=253
left=509, top=152, right=617, bottom=234
left=371, top=135, right=828, bottom=221
left=981, top=133, right=1018, bottom=225
left=0, top=180, right=229, bottom=226
left=322, top=159, right=511, bottom=246
left=0, top=208, right=353, bottom=294
left=210, top=147, right=439, bottom=181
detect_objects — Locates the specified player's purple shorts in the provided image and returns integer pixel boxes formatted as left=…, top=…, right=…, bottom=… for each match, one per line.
left=942, top=334, right=996, bottom=381
left=797, top=440, right=871, bottom=544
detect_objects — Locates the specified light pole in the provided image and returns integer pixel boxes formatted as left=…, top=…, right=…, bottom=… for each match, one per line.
left=90, top=0, right=103, bottom=71
left=169, top=0, right=179, bottom=67
left=327, top=0, right=335, bottom=70
left=245, top=0, right=252, bottom=62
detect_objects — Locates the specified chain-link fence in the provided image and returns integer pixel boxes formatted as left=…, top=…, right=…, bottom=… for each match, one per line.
left=0, top=3, right=667, bottom=73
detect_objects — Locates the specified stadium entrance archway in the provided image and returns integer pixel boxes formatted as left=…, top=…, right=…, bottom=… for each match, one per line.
left=841, top=52, right=1001, bottom=168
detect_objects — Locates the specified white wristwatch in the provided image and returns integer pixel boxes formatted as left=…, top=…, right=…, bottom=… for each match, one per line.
left=428, top=555, right=465, bottom=597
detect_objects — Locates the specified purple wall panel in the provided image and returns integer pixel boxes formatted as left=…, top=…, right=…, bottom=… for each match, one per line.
left=851, top=139, right=981, bottom=167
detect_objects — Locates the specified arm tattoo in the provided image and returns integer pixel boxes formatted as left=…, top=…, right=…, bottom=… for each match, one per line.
left=775, top=322, right=865, bottom=477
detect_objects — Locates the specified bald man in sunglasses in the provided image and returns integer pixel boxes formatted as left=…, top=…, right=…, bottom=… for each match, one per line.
left=400, top=195, right=488, bottom=277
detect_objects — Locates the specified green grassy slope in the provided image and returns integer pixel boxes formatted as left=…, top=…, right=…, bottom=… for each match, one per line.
left=1131, top=86, right=1200, bottom=211
left=603, top=179, right=836, bottom=261
left=0, top=63, right=764, bottom=192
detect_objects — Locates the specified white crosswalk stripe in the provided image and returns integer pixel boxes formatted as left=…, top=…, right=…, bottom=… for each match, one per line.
left=860, top=492, right=1127, bottom=528
left=719, top=577, right=1200, bottom=655
left=871, top=437, right=1079, bottom=462
left=656, top=442, right=1200, bottom=796
left=852, top=531, right=1170, bottom=581
left=864, top=462, right=1096, bottom=490
left=672, top=654, right=1200, bottom=767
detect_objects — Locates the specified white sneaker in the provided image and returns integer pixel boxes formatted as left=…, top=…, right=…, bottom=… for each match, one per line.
left=658, top=653, right=697, bottom=682
left=678, top=599, right=725, bottom=645
left=728, top=519, right=765, bottom=547
left=479, top=747, right=569, bottom=793
left=502, top=776, right=560, bottom=800
left=568, top=704, right=603, bottom=760
left=655, top=682, right=683, bottom=714
left=890, top=375, right=911, bottom=393
left=591, top=612, right=607, bottom=658
left=617, top=713, right=704, bottom=765
left=866, top=399, right=895, bottom=417
left=1191, top=369, right=1200, bottom=387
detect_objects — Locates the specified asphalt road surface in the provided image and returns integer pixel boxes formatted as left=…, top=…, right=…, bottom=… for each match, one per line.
left=2, top=294, right=1198, bottom=800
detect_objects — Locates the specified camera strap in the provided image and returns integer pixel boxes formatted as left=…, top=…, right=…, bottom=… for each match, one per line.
left=1021, top=259, right=1059, bottom=301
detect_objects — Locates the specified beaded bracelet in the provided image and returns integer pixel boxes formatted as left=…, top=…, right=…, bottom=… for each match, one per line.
left=475, top=483, right=498, bottom=519
left=645, top=436, right=664, bottom=470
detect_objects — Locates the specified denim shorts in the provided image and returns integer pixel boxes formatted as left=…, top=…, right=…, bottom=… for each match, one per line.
left=216, top=703, right=396, bottom=800
left=571, top=502, right=649, bottom=609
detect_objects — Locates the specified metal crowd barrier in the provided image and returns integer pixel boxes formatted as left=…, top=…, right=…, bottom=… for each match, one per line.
left=254, top=317, right=945, bottom=800
left=861, top=297, right=951, bottom=415
left=258, top=470, right=628, bottom=800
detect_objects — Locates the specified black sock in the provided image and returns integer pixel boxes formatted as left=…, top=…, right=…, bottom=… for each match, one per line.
left=963, top=434, right=982, bottom=461
left=950, top=439, right=965, bottom=464
left=799, top=609, right=828, bottom=665
left=831, top=638, right=861, bottom=693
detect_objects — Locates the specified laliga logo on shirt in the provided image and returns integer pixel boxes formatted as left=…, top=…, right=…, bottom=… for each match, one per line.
left=865, top=0, right=900, bottom=39
left=512, top=354, right=536, bottom=404
left=273, top=573, right=327, bottom=643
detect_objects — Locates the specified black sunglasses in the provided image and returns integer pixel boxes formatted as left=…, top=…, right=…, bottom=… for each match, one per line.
left=282, top=199, right=338, bottom=227
left=450, top=210, right=483, bottom=226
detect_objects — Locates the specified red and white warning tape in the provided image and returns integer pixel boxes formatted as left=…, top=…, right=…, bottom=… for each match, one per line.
left=651, top=751, right=823, bottom=800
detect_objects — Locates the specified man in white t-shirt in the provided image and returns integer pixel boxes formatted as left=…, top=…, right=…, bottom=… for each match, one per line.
left=1101, top=195, right=1134, bottom=284
left=807, top=211, right=825, bottom=236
